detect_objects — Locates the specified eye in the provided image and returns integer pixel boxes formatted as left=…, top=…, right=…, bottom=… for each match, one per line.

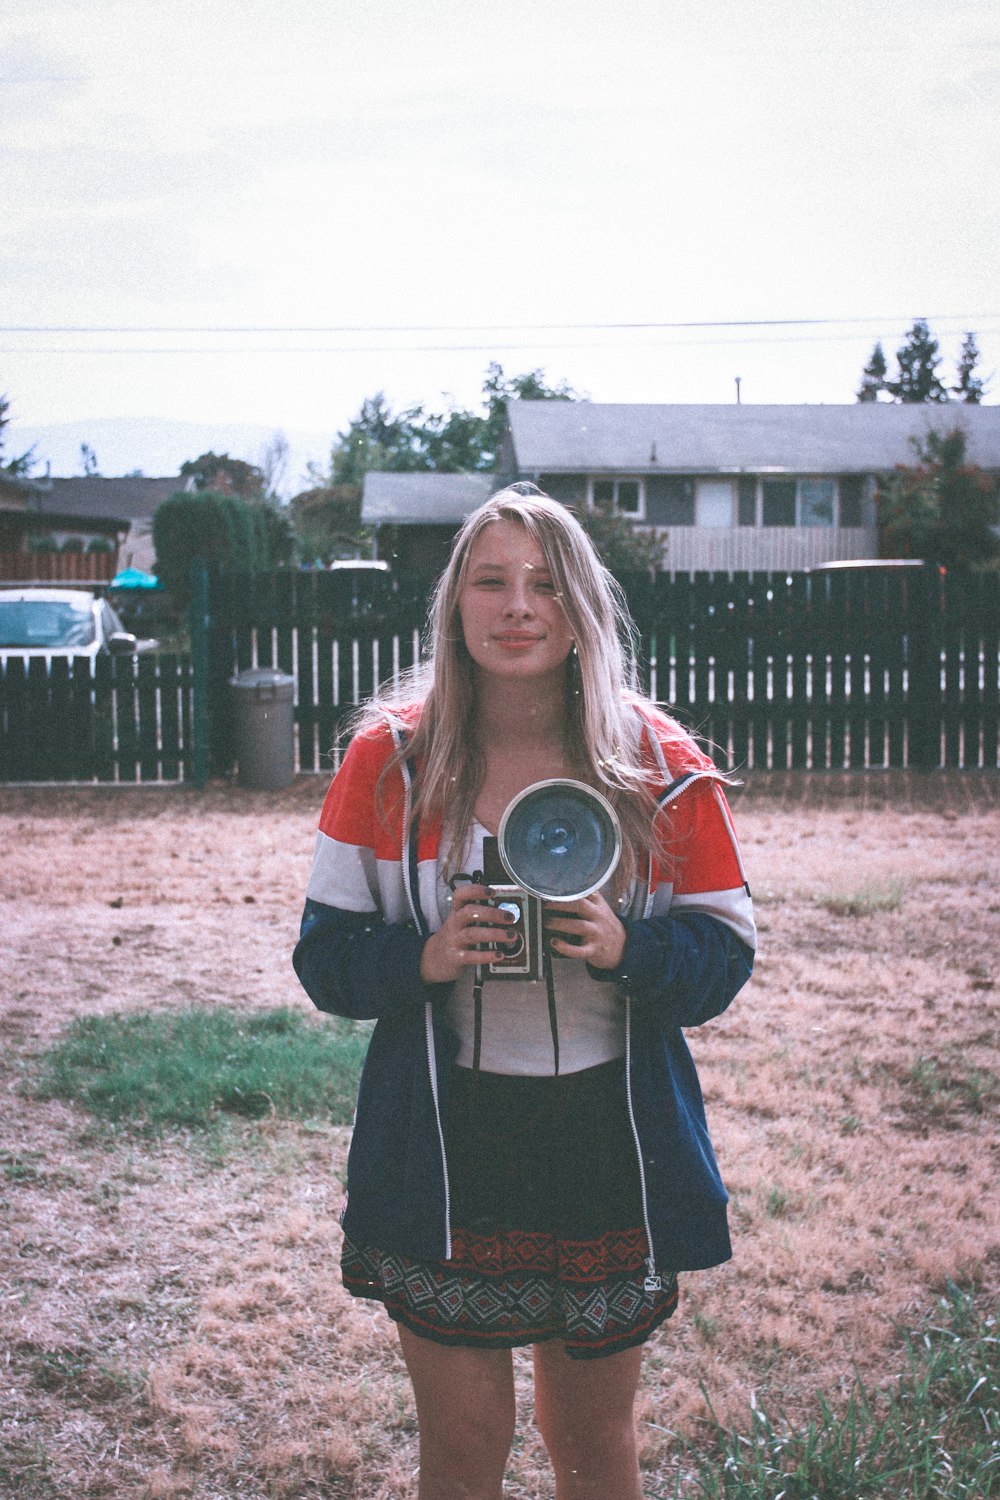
left=473, top=575, right=504, bottom=588
left=534, top=577, right=557, bottom=593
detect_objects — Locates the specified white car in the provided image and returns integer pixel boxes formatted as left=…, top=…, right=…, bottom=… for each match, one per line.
left=0, top=587, right=158, bottom=665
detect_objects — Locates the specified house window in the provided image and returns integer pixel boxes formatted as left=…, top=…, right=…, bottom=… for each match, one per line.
left=738, top=477, right=757, bottom=527
left=646, top=476, right=694, bottom=525
left=590, top=478, right=643, bottom=517
left=697, top=479, right=734, bottom=527
left=800, top=480, right=835, bottom=527
left=761, top=478, right=838, bottom=527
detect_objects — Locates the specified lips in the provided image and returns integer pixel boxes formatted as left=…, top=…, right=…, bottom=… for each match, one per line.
left=493, top=633, right=542, bottom=646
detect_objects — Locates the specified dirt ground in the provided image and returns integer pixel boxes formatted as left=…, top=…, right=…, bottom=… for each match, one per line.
left=1, top=772, right=998, bottom=1499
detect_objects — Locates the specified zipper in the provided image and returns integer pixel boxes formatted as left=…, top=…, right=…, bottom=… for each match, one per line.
left=394, top=725, right=453, bottom=1259
left=424, top=1002, right=452, bottom=1258
left=624, top=994, right=661, bottom=1292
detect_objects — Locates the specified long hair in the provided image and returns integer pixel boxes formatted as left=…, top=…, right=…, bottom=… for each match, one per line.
left=355, top=485, right=675, bottom=889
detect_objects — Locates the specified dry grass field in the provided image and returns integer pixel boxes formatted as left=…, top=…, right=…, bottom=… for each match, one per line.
left=1, top=772, right=998, bottom=1499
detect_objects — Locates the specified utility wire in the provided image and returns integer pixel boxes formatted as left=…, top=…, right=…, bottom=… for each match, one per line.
left=1, top=314, right=993, bottom=335
left=3, top=327, right=997, bottom=357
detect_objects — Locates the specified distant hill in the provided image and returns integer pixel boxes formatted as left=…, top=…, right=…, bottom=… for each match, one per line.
left=12, top=416, right=333, bottom=499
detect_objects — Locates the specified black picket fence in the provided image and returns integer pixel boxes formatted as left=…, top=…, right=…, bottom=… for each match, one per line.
left=204, top=562, right=1000, bottom=780
left=0, top=652, right=193, bottom=783
left=2, top=563, right=998, bottom=782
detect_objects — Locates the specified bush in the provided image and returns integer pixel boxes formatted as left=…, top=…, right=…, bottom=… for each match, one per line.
left=152, top=489, right=269, bottom=607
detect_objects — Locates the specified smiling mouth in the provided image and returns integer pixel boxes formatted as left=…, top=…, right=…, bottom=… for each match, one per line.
left=493, top=634, right=542, bottom=645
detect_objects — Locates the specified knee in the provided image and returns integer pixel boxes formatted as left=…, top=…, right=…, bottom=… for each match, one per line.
left=535, top=1404, right=636, bottom=1473
left=421, top=1401, right=516, bottom=1484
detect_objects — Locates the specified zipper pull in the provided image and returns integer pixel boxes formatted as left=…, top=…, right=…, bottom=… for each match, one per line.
left=644, top=1257, right=661, bottom=1293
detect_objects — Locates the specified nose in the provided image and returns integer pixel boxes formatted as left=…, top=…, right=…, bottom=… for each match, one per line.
left=503, top=576, right=535, bottom=617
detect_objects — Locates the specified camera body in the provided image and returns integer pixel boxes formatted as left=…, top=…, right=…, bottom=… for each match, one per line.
left=481, top=835, right=545, bottom=980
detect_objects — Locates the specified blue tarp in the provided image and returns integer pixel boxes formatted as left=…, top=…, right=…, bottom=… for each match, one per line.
left=110, top=568, right=160, bottom=589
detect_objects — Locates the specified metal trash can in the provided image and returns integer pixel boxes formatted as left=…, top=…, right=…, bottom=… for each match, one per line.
left=229, top=667, right=296, bottom=790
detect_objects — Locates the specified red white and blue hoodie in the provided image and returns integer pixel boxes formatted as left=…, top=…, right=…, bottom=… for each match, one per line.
left=293, top=703, right=756, bottom=1280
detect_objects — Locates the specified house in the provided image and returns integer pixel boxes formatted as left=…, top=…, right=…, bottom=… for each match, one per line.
left=0, top=474, right=195, bottom=581
left=33, top=476, right=195, bottom=573
left=351, top=402, right=1000, bottom=578
left=498, top=401, right=1000, bottom=574
left=361, top=471, right=497, bottom=573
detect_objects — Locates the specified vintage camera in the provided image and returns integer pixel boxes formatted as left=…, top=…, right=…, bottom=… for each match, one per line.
left=477, top=779, right=622, bottom=982
left=481, top=834, right=545, bottom=980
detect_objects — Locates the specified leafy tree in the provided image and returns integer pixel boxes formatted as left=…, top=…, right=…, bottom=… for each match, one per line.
left=180, top=451, right=265, bottom=498
left=857, top=342, right=888, bottom=402
left=329, top=394, right=427, bottom=485
left=876, top=427, right=1000, bottom=566
left=289, top=484, right=370, bottom=563
left=885, top=319, right=949, bottom=403
left=152, top=489, right=270, bottom=606
left=0, top=391, right=35, bottom=475
left=323, top=365, right=582, bottom=487
left=953, top=331, right=987, bottom=404
left=481, top=362, right=579, bottom=467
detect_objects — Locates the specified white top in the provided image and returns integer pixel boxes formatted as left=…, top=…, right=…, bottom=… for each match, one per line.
left=437, top=823, right=627, bottom=1076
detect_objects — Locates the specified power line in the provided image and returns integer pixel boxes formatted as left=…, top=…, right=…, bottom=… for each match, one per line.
left=1, top=313, right=995, bottom=336
left=4, top=328, right=998, bottom=358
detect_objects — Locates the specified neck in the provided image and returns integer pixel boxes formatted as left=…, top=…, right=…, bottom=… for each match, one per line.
left=473, top=668, right=568, bottom=750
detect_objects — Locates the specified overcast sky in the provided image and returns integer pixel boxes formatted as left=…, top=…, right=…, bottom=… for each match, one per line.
left=2, top=0, right=998, bottom=483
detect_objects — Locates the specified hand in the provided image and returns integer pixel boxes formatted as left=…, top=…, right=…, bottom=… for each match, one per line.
left=419, top=883, right=518, bottom=984
left=544, top=892, right=627, bottom=971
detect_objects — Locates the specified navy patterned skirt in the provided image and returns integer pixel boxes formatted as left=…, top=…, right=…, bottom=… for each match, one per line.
left=341, top=1058, right=679, bottom=1360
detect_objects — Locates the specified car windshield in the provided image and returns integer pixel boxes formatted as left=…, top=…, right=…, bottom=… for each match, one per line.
left=0, top=599, right=96, bottom=648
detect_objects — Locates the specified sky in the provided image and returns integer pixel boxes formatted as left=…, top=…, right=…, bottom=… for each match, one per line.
left=1, top=0, right=998, bottom=490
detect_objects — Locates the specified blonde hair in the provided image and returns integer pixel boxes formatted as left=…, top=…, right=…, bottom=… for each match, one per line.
left=356, top=485, right=674, bottom=889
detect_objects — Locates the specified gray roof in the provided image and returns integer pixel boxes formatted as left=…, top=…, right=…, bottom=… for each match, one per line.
left=28, top=476, right=191, bottom=525
left=506, top=401, right=1000, bottom=475
left=362, top=471, right=497, bottom=524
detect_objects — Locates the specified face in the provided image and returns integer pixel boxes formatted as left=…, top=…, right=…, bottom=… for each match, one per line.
left=456, top=520, right=576, bottom=684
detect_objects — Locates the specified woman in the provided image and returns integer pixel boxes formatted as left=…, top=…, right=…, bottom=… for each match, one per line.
left=293, top=485, right=755, bottom=1500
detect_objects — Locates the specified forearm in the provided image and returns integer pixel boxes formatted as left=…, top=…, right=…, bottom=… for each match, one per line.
left=293, top=899, right=446, bottom=1020
left=588, top=911, right=754, bottom=1026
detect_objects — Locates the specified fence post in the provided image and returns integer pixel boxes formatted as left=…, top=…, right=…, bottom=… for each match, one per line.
left=907, top=563, right=942, bottom=772
left=190, top=562, right=210, bottom=789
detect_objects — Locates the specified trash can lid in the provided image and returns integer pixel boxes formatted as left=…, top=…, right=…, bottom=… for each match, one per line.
left=229, top=666, right=295, bottom=696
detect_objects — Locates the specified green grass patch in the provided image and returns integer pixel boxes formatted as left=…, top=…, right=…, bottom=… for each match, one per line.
left=663, top=1285, right=999, bottom=1499
left=907, top=1053, right=998, bottom=1119
left=819, top=877, right=905, bottom=918
left=36, top=1006, right=370, bottom=1130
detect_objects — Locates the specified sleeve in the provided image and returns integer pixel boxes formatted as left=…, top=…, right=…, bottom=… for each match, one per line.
left=588, top=779, right=755, bottom=1027
left=291, top=731, right=447, bottom=1021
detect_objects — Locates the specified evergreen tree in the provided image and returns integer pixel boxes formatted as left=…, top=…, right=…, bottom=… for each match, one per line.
left=857, top=342, right=888, bottom=402
left=885, top=319, right=948, bottom=403
left=0, top=391, right=35, bottom=475
left=953, top=331, right=987, bottom=404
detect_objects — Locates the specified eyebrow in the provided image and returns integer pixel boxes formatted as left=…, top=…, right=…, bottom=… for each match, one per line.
left=467, top=558, right=550, bottom=574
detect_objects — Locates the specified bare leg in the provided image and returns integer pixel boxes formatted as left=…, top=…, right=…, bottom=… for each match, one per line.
left=532, top=1339, right=645, bottom=1500
left=398, top=1325, right=517, bottom=1500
